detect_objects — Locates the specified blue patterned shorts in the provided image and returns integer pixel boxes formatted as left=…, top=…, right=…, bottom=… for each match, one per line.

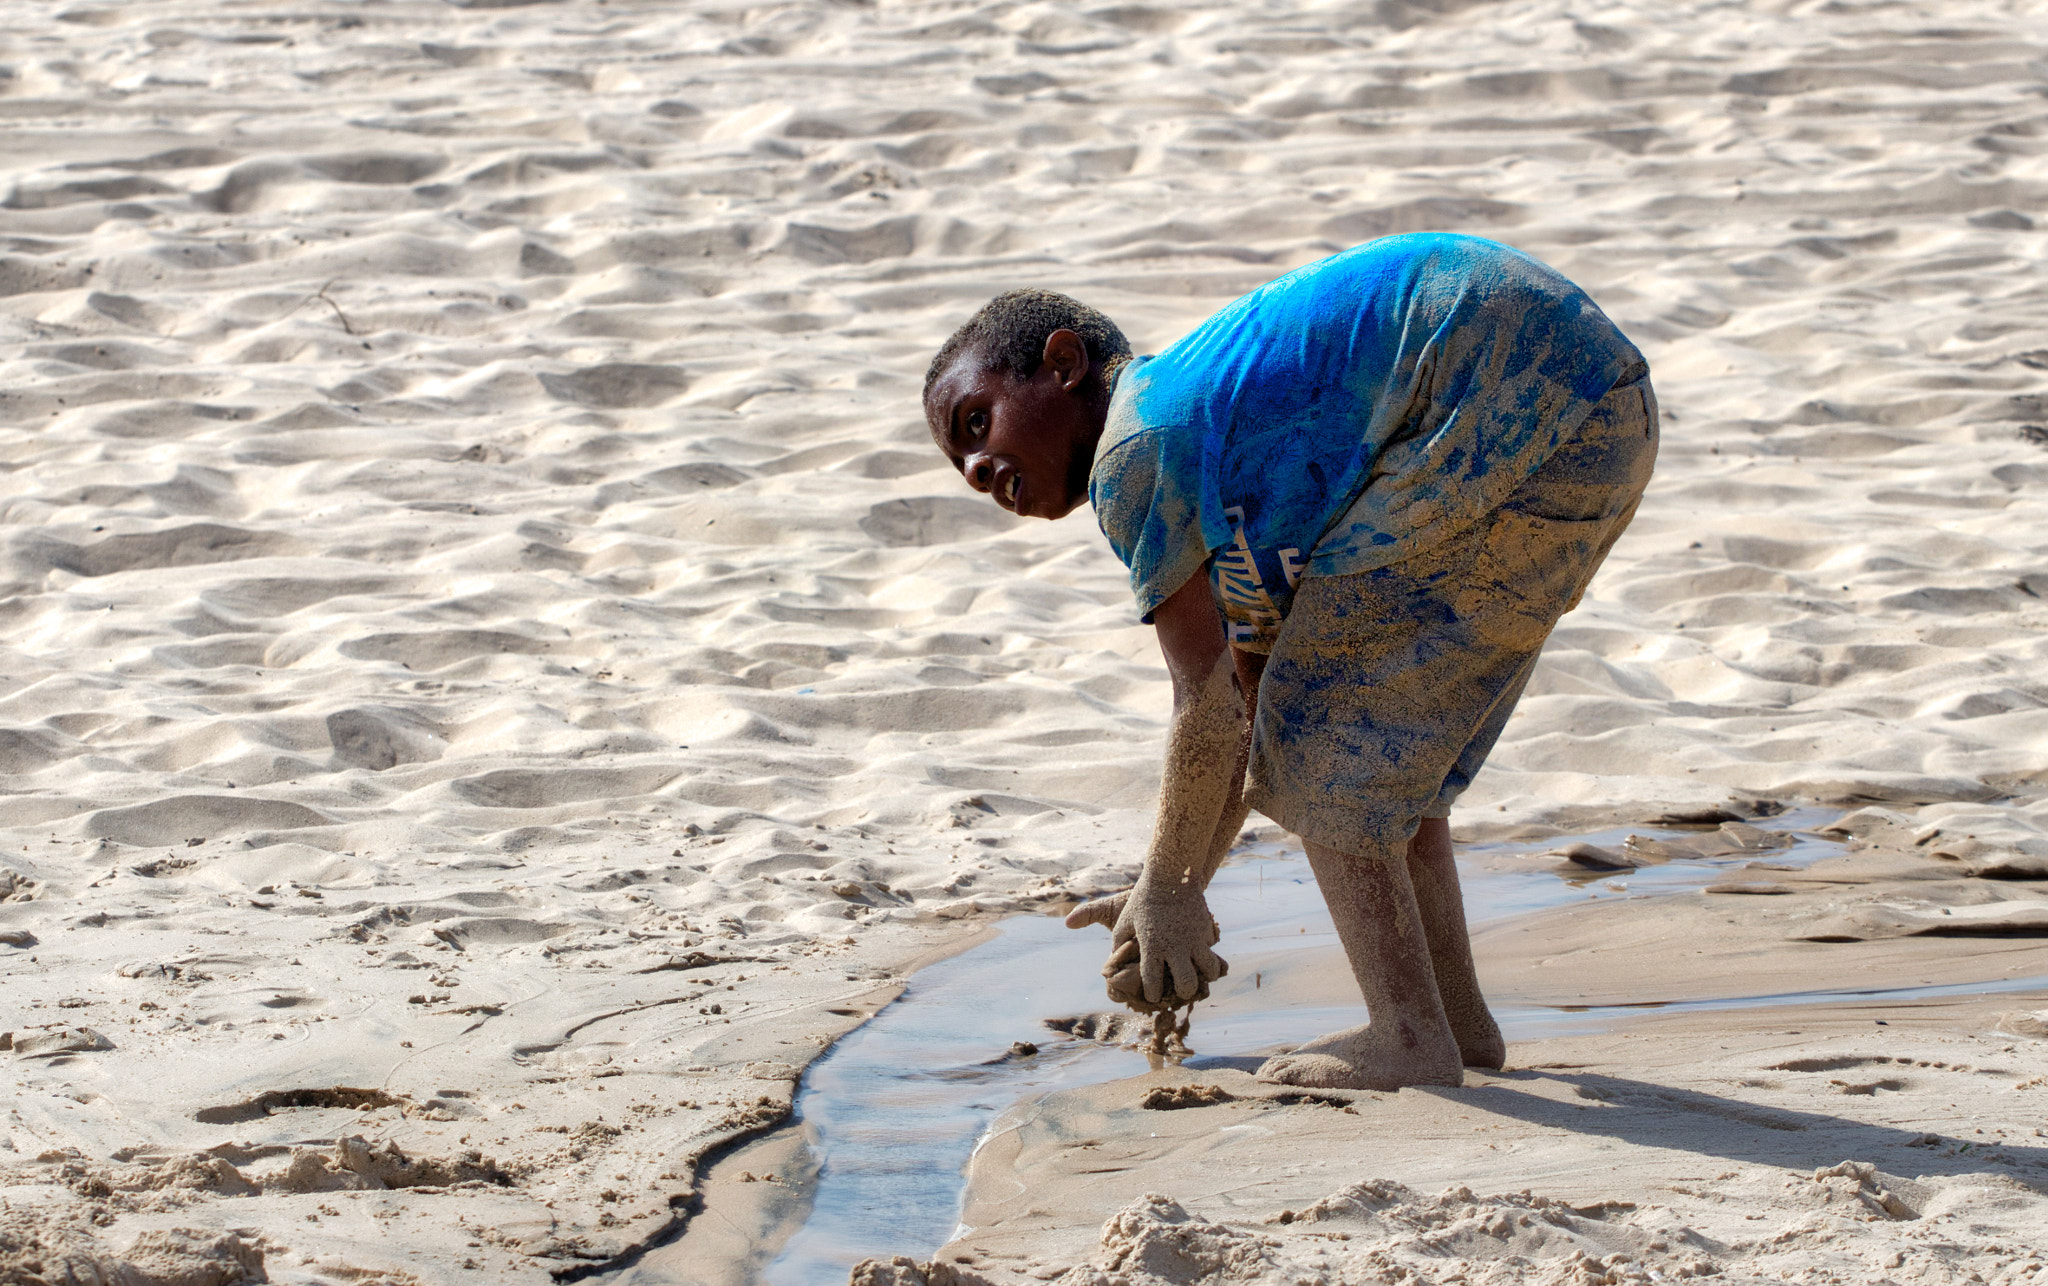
left=1242, top=370, right=1658, bottom=855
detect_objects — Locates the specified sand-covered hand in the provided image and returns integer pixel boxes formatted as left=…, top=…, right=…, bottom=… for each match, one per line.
left=1066, top=886, right=1224, bottom=1007
left=1067, top=891, right=1160, bottom=1008
left=1062, top=890, right=1130, bottom=932
left=1106, top=880, right=1226, bottom=1008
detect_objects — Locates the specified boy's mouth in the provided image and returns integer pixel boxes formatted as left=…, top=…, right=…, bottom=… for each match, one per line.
left=1002, top=472, right=1021, bottom=510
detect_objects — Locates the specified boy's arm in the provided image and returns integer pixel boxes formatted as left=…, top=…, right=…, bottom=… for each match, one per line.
left=1074, top=566, right=1253, bottom=1007
left=1147, top=567, right=1256, bottom=897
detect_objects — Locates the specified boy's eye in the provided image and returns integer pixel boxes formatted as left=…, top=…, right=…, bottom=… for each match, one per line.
left=965, top=410, right=988, bottom=437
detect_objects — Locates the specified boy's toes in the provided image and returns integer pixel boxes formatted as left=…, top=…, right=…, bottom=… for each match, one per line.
left=1255, top=1052, right=1353, bottom=1088
left=1455, top=1016, right=1507, bottom=1069
left=1256, top=1030, right=1464, bottom=1091
left=1460, top=1038, right=1507, bottom=1070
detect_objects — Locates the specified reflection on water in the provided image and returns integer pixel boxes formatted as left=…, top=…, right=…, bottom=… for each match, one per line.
left=762, top=811, right=1892, bottom=1284
left=759, top=914, right=1152, bottom=1286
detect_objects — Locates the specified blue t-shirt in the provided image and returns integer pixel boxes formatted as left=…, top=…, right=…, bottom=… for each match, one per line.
left=1089, top=234, right=1644, bottom=645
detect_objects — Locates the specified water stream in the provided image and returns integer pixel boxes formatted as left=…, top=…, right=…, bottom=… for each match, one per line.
left=693, top=813, right=2035, bottom=1283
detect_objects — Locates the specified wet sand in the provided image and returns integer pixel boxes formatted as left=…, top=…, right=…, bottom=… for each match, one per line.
left=906, top=824, right=2048, bottom=1285
left=935, top=990, right=2048, bottom=1286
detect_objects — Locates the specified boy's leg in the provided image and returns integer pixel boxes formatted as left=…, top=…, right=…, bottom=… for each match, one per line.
left=1259, top=837, right=1463, bottom=1090
left=1240, top=643, right=1501, bottom=1075
left=1247, top=371, right=1657, bottom=1088
left=1406, top=817, right=1504, bottom=1069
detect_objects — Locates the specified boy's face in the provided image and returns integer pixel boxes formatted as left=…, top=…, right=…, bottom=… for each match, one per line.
left=926, top=329, right=1102, bottom=521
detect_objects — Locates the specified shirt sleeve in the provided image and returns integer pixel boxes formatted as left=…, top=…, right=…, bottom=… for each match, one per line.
left=1090, top=425, right=1216, bottom=622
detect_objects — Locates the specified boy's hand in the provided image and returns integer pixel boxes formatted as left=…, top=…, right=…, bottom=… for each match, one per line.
left=1062, top=891, right=1129, bottom=931
left=1069, top=881, right=1226, bottom=1008
left=1061, top=568, right=1242, bottom=1012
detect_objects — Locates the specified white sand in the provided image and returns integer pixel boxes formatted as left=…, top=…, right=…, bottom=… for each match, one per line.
left=2, top=0, right=2047, bottom=1281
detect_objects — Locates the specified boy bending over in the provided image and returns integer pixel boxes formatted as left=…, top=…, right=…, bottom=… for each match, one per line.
left=924, top=234, right=1655, bottom=1090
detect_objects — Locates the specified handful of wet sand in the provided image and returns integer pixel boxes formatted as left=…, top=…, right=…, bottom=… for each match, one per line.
left=1101, top=942, right=1205, bottom=1060
left=1146, top=1004, right=1193, bottom=1060
left=1076, top=892, right=1223, bottom=1060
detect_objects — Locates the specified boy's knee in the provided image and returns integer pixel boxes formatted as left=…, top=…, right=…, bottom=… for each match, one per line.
left=1297, top=813, right=1429, bottom=866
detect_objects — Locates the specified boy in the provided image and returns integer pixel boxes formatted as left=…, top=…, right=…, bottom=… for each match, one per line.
left=924, top=234, right=1655, bottom=1090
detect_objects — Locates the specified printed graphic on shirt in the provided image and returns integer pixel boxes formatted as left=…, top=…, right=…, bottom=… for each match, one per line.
left=1210, top=505, right=1305, bottom=648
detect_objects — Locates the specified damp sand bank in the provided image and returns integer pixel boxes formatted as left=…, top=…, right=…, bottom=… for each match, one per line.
left=923, top=820, right=2048, bottom=1286
left=641, top=815, right=2048, bottom=1283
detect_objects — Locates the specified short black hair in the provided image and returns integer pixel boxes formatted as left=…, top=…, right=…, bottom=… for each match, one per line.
left=923, top=289, right=1131, bottom=403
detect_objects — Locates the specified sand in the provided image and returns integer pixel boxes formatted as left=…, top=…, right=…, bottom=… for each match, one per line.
left=895, top=986, right=2048, bottom=1286
left=886, top=826, right=2048, bottom=1285
left=3, top=0, right=2048, bottom=1281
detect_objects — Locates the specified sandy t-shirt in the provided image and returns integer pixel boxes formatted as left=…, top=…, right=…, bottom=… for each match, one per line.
left=1089, top=233, right=1644, bottom=646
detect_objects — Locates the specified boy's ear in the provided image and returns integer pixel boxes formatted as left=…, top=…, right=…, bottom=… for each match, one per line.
left=1041, top=328, right=1089, bottom=391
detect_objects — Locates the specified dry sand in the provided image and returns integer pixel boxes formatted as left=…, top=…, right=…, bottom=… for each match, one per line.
left=2, top=0, right=2048, bottom=1282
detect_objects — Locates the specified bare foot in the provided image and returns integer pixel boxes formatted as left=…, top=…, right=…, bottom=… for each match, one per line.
left=1256, top=1021, right=1464, bottom=1091
left=1456, top=1010, right=1506, bottom=1070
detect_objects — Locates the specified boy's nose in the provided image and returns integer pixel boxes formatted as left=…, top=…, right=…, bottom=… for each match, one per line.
left=965, top=454, right=994, bottom=492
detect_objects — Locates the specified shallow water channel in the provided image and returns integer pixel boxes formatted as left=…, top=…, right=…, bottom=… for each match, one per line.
left=710, top=814, right=2026, bottom=1283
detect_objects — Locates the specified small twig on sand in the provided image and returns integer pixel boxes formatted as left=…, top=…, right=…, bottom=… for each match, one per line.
left=310, top=279, right=358, bottom=336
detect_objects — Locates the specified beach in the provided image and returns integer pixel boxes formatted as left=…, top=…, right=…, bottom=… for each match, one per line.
left=2, top=0, right=2047, bottom=1282
left=918, top=822, right=2048, bottom=1285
